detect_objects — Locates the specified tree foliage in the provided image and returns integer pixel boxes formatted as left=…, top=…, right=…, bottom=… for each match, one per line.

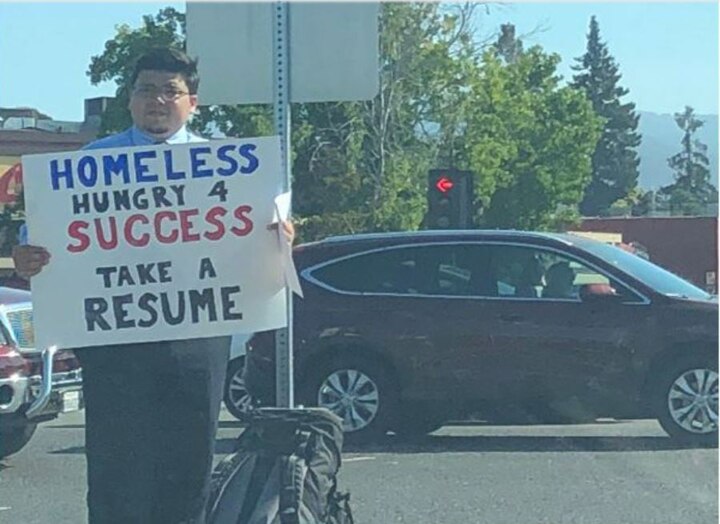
left=86, top=4, right=603, bottom=241
left=495, top=23, right=523, bottom=64
left=87, top=7, right=186, bottom=136
left=571, top=16, right=641, bottom=217
left=295, top=3, right=483, bottom=239
left=657, top=106, right=718, bottom=216
left=86, top=7, right=273, bottom=140
left=450, top=27, right=602, bottom=229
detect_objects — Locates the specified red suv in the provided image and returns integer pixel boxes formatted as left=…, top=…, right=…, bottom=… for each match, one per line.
left=245, top=231, right=718, bottom=446
left=0, top=287, right=83, bottom=458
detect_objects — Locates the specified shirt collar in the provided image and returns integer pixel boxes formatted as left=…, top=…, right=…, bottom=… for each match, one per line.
left=130, top=125, right=191, bottom=145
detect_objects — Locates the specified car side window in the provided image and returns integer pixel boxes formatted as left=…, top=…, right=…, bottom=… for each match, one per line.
left=310, top=243, right=639, bottom=301
left=440, top=244, right=493, bottom=296
left=311, top=244, right=491, bottom=297
left=309, top=251, right=386, bottom=293
left=489, top=246, right=544, bottom=298
left=310, top=246, right=446, bottom=295
left=487, top=245, right=624, bottom=301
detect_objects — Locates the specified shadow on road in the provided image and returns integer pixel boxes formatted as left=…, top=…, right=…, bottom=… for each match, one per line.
left=49, top=446, right=85, bottom=455
left=43, top=418, right=719, bottom=456
left=49, top=420, right=247, bottom=431
left=43, top=434, right=717, bottom=457
left=213, top=434, right=717, bottom=456
left=341, top=434, right=717, bottom=454
left=218, top=421, right=248, bottom=429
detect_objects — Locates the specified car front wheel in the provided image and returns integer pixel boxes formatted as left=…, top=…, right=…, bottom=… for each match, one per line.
left=655, top=354, right=718, bottom=447
left=302, top=354, right=397, bottom=444
left=224, top=357, right=254, bottom=422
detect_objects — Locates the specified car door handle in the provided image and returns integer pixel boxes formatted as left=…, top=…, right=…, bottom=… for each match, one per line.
left=498, top=314, right=524, bottom=323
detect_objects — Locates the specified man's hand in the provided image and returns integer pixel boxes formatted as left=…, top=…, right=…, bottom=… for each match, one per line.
left=12, top=245, right=50, bottom=279
left=267, top=220, right=295, bottom=245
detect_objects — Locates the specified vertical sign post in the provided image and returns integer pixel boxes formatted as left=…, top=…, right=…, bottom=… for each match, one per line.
left=273, top=1, right=293, bottom=408
left=186, top=1, right=379, bottom=412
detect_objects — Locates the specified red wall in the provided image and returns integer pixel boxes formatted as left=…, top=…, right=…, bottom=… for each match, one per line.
left=578, top=217, right=718, bottom=292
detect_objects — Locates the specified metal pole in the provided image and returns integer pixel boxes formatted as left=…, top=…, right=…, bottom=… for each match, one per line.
left=273, top=1, right=294, bottom=408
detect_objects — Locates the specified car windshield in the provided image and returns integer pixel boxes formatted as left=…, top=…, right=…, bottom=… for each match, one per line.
left=577, top=239, right=713, bottom=300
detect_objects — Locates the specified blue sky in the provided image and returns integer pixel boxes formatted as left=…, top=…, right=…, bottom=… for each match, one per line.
left=476, top=2, right=719, bottom=115
left=0, top=2, right=717, bottom=122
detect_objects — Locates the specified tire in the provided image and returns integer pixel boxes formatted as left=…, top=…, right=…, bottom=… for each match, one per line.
left=654, top=353, right=718, bottom=447
left=0, top=423, right=37, bottom=459
left=301, top=353, right=397, bottom=444
left=223, top=357, right=255, bottom=422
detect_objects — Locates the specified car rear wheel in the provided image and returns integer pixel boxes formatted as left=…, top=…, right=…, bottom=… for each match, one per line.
left=224, top=357, right=254, bottom=422
left=302, top=354, right=397, bottom=444
left=0, top=423, right=37, bottom=459
left=655, top=354, right=718, bottom=447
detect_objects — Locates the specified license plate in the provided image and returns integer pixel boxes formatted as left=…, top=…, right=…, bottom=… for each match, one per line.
left=62, top=390, right=81, bottom=413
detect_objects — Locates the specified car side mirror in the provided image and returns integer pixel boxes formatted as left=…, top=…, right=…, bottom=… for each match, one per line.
left=579, top=283, right=621, bottom=303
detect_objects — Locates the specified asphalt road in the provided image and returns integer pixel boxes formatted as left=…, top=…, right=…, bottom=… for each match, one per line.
left=0, top=409, right=717, bottom=524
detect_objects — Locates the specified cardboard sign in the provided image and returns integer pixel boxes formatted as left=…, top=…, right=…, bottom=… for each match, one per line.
left=22, top=136, right=288, bottom=350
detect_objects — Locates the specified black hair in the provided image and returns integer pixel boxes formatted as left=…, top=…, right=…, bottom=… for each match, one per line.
left=129, top=47, right=200, bottom=94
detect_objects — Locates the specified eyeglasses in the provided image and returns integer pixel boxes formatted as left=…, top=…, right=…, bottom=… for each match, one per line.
left=132, top=85, right=190, bottom=102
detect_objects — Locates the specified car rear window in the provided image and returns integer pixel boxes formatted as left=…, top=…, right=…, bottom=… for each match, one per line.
left=309, top=244, right=493, bottom=296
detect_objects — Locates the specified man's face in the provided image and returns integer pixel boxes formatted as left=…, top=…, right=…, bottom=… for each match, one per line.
left=128, top=70, right=198, bottom=139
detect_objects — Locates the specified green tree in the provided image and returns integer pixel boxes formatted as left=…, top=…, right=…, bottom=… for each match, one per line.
left=86, top=6, right=601, bottom=240
left=657, top=106, right=718, bottom=215
left=87, top=7, right=273, bottom=140
left=87, top=7, right=185, bottom=136
left=495, top=23, right=523, bottom=64
left=0, top=187, right=24, bottom=256
left=571, top=16, right=641, bottom=217
left=608, top=186, right=643, bottom=216
left=631, top=189, right=657, bottom=216
left=292, top=2, right=481, bottom=239
left=451, top=29, right=602, bottom=230
left=86, top=4, right=478, bottom=241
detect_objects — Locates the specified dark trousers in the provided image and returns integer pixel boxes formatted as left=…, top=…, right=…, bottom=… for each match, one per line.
left=75, top=336, right=230, bottom=524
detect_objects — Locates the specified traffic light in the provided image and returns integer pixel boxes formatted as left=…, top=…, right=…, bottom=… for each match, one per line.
left=426, top=169, right=474, bottom=229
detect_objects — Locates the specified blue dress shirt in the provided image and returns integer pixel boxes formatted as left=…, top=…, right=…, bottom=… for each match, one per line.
left=84, top=124, right=206, bottom=150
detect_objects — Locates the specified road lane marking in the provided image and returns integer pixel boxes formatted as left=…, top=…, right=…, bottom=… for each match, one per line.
left=344, top=456, right=376, bottom=462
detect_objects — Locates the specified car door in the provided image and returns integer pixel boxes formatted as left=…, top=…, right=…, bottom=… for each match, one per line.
left=305, top=242, right=502, bottom=401
left=479, top=242, right=654, bottom=413
left=369, top=242, right=507, bottom=402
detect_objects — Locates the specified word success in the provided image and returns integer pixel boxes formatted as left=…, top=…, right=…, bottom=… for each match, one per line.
left=66, top=205, right=253, bottom=253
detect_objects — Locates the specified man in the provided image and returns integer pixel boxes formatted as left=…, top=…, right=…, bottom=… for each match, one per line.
left=13, top=47, right=293, bottom=524
left=542, top=261, right=576, bottom=299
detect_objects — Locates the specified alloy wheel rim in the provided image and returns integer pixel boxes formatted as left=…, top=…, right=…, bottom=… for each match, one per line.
left=667, top=368, right=719, bottom=435
left=228, top=369, right=253, bottom=416
left=318, top=369, right=380, bottom=432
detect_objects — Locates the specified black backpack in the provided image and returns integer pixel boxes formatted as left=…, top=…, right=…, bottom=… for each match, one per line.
left=207, top=407, right=354, bottom=524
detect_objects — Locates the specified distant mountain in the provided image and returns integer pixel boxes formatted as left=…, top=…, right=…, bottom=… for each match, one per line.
left=636, top=111, right=718, bottom=191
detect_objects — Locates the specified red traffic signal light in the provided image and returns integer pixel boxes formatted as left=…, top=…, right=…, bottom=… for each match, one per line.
left=435, top=176, right=454, bottom=193
left=426, top=169, right=474, bottom=229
